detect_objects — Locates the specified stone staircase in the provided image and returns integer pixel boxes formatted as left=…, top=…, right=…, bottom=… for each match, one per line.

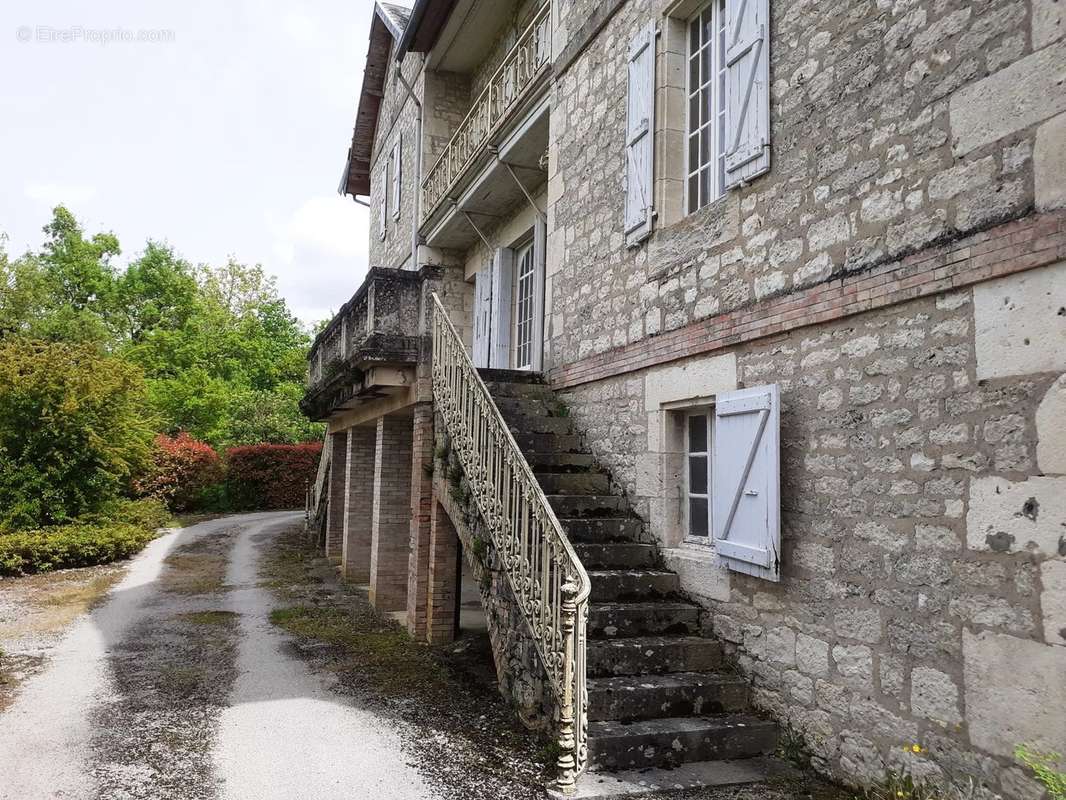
left=482, top=371, right=779, bottom=795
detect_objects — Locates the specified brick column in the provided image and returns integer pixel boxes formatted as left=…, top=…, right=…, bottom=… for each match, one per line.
left=406, top=403, right=434, bottom=639
left=426, top=497, right=460, bottom=644
left=324, top=432, right=348, bottom=562
left=370, top=414, right=414, bottom=612
left=342, top=425, right=376, bottom=583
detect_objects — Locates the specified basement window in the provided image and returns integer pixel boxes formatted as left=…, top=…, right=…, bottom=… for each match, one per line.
left=684, top=407, right=715, bottom=543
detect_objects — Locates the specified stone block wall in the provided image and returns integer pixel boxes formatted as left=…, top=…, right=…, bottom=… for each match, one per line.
left=555, top=258, right=1065, bottom=795
left=368, top=47, right=423, bottom=271
left=537, top=1, right=1066, bottom=791
left=545, top=0, right=1058, bottom=371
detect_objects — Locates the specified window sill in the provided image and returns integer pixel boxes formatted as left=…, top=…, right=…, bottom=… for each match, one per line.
left=661, top=543, right=730, bottom=602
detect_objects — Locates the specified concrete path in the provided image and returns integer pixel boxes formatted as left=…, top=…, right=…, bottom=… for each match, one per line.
left=0, top=513, right=439, bottom=800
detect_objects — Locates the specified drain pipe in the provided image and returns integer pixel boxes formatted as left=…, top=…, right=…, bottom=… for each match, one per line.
left=394, top=56, right=424, bottom=273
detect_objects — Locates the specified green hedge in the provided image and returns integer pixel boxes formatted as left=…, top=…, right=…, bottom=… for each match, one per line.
left=0, top=498, right=170, bottom=576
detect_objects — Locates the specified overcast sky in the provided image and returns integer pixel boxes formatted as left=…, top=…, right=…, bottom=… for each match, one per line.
left=0, top=0, right=378, bottom=327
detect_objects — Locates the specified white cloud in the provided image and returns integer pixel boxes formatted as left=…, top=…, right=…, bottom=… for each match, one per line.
left=269, top=194, right=369, bottom=326
left=281, top=10, right=320, bottom=45
left=273, top=194, right=365, bottom=264
left=24, top=182, right=98, bottom=209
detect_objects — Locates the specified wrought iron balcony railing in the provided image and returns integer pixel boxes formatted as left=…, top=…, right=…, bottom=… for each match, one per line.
left=430, top=292, right=590, bottom=793
left=421, top=1, right=552, bottom=222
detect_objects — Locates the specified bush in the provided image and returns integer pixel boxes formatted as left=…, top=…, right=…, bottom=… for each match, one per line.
left=134, top=433, right=223, bottom=511
left=0, top=498, right=170, bottom=576
left=0, top=339, right=154, bottom=528
left=225, top=442, right=322, bottom=510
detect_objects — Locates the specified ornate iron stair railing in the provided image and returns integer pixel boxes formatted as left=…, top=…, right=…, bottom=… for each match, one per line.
left=430, top=293, right=590, bottom=793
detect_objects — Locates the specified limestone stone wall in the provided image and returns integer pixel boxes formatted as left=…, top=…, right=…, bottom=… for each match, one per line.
left=545, top=0, right=1059, bottom=370
left=557, top=260, right=1066, bottom=796
left=368, top=48, right=424, bottom=270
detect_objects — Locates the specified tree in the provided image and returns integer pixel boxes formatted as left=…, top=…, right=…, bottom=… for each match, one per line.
left=114, top=242, right=198, bottom=344
left=0, top=339, right=155, bottom=528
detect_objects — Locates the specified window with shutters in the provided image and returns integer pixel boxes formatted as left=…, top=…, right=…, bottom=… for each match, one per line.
left=684, top=407, right=715, bottom=543
left=686, top=0, right=727, bottom=214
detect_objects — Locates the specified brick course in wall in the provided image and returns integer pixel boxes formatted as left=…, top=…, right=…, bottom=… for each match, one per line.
left=325, top=432, right=348, bottom=562
left=342, top=425, right=376, bottom=583
left=551, top=210, right=1066, bottom=389
left=370, top=414, right=414, bottom=612
left=406, top=402, right=435, bottom=639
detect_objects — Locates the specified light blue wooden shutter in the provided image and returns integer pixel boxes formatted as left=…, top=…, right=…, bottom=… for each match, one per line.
left=489, top=248, right=513, bottom=369
left=472, top=268, right=492, bottom=368
left=724, top=0, right=770, bottom=189
left=625, top=22, right=655, bottom=246
left=531, top=218, right=547, bottom=371
left=712, top=383, right=780, bottom=581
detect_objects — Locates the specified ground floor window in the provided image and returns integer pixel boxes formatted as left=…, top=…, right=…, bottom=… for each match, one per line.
left=685, top=407, right=714, bottom=541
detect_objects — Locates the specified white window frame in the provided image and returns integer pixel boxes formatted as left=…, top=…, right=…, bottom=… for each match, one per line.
left=378, top=161, right=388, bottom=240
left=391, top=138, right=402, bottom=220
left=512, top=237, right=536, bottom=371
left=685, top=0, right=727, bottom=215
left=683, top=405, right=715, bottom=544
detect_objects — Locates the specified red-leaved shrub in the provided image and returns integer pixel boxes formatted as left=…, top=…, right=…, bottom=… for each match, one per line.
left=224, top=442, right=322, bottom=510
left=134, top=433, right=223, bottom=512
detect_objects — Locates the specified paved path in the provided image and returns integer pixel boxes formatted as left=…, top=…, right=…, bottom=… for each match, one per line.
left=0, top=513, right=439, bottom=800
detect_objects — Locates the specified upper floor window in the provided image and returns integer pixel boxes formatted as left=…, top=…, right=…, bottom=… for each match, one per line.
left=686, top=0, right=727, bottom=214
left=391, top=138, right=402, bottom=220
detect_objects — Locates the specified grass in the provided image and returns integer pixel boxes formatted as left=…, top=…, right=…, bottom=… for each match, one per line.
left=160, top=528, right=236, bottom=595
left=269, top=605, right=452, bottom=697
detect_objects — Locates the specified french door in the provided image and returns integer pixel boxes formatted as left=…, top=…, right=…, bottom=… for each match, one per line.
left=513, top=241, right=536, bottom=371
left=470, top=219, right=545, bottom=371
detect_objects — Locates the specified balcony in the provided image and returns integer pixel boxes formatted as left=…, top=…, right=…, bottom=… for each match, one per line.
left=420, top=1, right=551, bottom=226
left=301, top=268, right=423, bottom=421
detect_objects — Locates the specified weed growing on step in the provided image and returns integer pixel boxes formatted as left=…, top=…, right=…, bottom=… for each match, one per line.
left=776, top=722, right=814, bottom=769
left=1016, top=745, right=1066, bottom=799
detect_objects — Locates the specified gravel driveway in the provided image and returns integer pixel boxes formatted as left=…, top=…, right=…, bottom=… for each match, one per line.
left=0, top=513, right=440, bottom=800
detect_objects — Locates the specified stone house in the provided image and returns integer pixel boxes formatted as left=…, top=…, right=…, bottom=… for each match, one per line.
left=303, top=0, right=1066, bottom=795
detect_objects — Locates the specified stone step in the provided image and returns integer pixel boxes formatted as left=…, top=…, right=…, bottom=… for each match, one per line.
left=561, top=518, right=646, bottom=543
left=536, top=471, right=611, bottom=495
left=574, top=543, right=658, bottom=570
left=547, top=494, right=629, bottom=518
left=524, top=452, right=599, bottom=473
left=483, top=381, right=554, bottom=400
left=506, top=415, right=575, bottom=436
left=479, top=368, right=546, bottom=385
left=588, top=672, right=749, bottom=722
left=589, top=570, right=680, bottom=603
left=587, top=636, right=722, bottom=677
left=494, top=396, right=566, bottom=419
left=589, top=602, right=701, bottom=639
left=587, top=714, right=777, bottom=771
left=514, top=432, right=584, bottom=454
left=555, top=757, right=786, bottom=800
